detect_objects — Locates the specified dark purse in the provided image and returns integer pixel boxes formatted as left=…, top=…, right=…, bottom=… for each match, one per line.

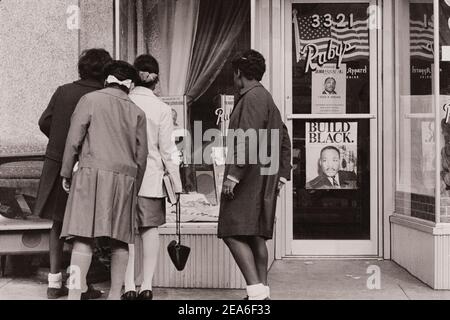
left=167, top=199, right=191, bottom=271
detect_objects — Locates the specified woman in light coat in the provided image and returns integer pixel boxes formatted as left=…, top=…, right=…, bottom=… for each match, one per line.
left=122, top=54, right=182, bottom=300
left=60, top=61, right=148, bottom=300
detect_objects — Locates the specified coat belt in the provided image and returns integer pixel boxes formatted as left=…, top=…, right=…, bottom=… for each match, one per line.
left=79, top=157, right=138, bottom=178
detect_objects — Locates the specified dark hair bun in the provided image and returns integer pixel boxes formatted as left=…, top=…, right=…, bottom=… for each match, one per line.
left=134, top=54, right=160, bottom=87
left=232, top=49, right=266, bottom=81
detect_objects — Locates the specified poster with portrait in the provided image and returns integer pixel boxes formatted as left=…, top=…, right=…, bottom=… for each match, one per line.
left=311, top=64, right=347, bottom=114
left=421, top=121, right=435, bottom=190
left=160, top=96, right=187, bottom=137
left=305, top=121, right=358, bottom=190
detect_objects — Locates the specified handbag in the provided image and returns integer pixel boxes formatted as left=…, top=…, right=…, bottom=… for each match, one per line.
left=167, top=200, right=191, bottom=271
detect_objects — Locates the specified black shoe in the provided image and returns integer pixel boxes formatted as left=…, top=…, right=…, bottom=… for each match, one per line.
left=81, top=284, right=103, bottom=300
left=138, top=290, right=153, bottom=300
left=47, top=286, right=69, bottom=299
left=121, top=291, right=138, bottom=300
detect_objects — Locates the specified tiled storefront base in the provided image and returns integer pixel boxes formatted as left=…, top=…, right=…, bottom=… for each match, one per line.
left=391, top=215, right=450, bottom=289
left=133, top=224, right=247, bottom=289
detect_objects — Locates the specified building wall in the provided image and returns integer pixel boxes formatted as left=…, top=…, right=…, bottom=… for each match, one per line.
left=391, top=219, right=435, bottom=287
left=79, top=0, right=115, bottom=54
left=0, top=0, right=79, bottom=154
left=0, top=0, right=115, bottom=155
left=391, top=215, right=450, bottom=289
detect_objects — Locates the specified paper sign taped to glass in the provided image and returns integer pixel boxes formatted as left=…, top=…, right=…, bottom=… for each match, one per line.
left=160, top=96, right=187, bottom=137
left=311, top=64, right=347, bottom=114
left=217, top=95, right=234, bottom=137
left=305, top=121, right=358, bottom=190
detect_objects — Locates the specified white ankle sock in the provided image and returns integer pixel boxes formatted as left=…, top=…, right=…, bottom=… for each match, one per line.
left=48, top=272, right=62, bottom=289
left=265, top=285, right=270, bottom=298
left=247, top=284, right=268, bottom=300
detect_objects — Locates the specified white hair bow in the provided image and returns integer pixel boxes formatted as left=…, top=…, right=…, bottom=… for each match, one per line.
left=139, top=71, right=158, bottom=83
left=106, top=75, right=133, bottom=89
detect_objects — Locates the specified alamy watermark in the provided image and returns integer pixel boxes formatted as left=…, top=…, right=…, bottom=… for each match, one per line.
left=66, top=265, right=81, bottom=290
left=173, top=121, right=281, bottom=176
left=366, top=265, right=381, bottom=290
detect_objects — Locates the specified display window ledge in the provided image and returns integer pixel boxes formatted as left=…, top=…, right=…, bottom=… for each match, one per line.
left=390, top=214, right=450, bottom=235
left=159, top=222, right=218, bottom=235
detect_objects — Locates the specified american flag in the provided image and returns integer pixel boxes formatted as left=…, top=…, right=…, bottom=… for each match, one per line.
left=294, top=14, right=369, bottom=63
left=409, top=19, right=434, bottom=61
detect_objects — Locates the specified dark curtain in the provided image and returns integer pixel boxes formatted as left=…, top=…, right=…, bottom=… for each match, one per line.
left=185, top=0, right=250, bottom=105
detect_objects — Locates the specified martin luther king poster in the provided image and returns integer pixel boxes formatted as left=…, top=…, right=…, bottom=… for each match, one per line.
left=305, top=121, right=358, bottom=190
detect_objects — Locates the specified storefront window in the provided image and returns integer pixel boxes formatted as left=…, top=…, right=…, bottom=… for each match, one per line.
left=119, top=0, right=251, bottom=223
left=395, top=0, right=436, bottom=221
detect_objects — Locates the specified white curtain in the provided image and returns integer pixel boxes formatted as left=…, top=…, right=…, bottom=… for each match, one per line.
left=138, top=0, right=199, bottom=96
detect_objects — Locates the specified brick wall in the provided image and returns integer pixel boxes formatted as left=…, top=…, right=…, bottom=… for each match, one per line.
left=395, top=191, right=435, bottom=222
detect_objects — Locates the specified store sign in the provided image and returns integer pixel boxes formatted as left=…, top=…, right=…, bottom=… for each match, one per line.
left=444, top=102, right=450, bottom=123
left=215, top=95, right=234, bottom=136
left=292, top=6, right=369, bottom=74
left=347, top=65, right=367, bottom=80
left=300, top=40, right=354, bottom=73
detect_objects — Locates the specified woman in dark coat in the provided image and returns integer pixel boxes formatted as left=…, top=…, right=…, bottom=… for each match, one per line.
left=35, top=49, right=112, bottom=299
left=61, top=61, right=148, bottom=300
left=218, top=50, right=292, bottom=300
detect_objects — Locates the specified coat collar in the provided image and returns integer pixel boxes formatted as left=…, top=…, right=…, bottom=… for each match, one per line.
left=74, top=79, right=104, bottom=90
left=239, top=82, right=263, bottom=96
left=130, top=86, right=157, bottom=98
left=100, top=87, right=132, bottom=102
left=232, top=82, right=264, bottom=111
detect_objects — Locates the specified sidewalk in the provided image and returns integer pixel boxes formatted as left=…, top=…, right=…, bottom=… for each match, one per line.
left=1, top=260, right=450, bottom=300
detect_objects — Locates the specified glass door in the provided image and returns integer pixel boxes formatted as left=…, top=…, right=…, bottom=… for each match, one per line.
left=285, top=0, right=379, bottom=255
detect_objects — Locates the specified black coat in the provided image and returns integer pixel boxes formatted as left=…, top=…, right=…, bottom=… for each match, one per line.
left=34, top=79, right=104, bottom=219
left=217, top=83, right=292, bottom=239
